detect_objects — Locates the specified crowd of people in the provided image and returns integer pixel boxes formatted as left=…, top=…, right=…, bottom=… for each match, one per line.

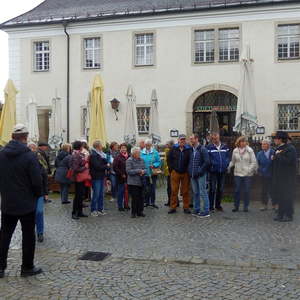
left=0, top=123, right=297, bottom=278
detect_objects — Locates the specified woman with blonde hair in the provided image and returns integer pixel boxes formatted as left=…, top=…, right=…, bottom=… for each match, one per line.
left=228, top=136, right=257, bottom=212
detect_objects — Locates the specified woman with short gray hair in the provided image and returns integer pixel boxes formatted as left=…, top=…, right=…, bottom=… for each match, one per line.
left=126, top=147, right=146, bottom=218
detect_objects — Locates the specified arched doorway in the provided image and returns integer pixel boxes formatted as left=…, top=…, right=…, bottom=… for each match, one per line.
left=193, top=90, right=237, bottom=137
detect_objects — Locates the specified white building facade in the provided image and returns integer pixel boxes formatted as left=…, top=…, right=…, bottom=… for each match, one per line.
left=1, top=0, right=300, bottom=143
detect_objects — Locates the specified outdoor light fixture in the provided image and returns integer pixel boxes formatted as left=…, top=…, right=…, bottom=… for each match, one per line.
left=110, top=98, right=120, bottom=120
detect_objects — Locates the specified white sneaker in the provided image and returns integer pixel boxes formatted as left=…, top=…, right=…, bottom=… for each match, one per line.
left=109, top=198, right=115, bottom=202
left=91, top=211, right=98, bottom=217
left=98, top=210, right=107, bottom=216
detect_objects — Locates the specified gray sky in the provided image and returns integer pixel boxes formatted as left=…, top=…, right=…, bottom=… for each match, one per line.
left=0, top=0, right=43, bottom=101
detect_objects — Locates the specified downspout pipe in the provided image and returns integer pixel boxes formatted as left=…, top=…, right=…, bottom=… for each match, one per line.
left=63, top=21, right=70, bottom=142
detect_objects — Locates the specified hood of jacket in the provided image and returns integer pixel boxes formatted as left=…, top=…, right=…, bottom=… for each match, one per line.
left=2, top=140, right=30, bottom=158
left=57, top=150, right=69, bottom=161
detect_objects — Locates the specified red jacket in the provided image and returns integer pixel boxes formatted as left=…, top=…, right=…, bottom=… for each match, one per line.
left=113, top=153, right=128, bottom=184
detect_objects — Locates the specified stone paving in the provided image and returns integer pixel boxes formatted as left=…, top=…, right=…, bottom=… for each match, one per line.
left=1, top=186, right=300, bottom=299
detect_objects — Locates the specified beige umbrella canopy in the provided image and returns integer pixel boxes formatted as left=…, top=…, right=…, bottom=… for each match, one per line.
left=89, top=74, right=107, bottom=147
left=149, top=89, right=161, bottom=144
left=0, top=79, right=17, bottom=146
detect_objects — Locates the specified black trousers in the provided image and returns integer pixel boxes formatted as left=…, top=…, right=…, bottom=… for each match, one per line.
left=209, top=172, right=225, bottom=209
left=73, top=182, right=85, bottom=215
left=276, top=184, right=295, bottom=218
left=128, top=185, right=144, bottom=216
left=261, top=177, right=275, bottom=206
left=0, top=211, right=36, bottom=270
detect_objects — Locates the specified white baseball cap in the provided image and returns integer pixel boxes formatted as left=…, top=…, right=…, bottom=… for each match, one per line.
left=13, top=123, right=29, bottom=134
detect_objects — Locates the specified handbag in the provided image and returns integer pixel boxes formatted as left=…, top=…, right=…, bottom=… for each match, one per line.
left=76, top=165, right=91, bottom=182
left=151, top=152, right=162, bottom=176
left=66, top=169, right=75, bottom=180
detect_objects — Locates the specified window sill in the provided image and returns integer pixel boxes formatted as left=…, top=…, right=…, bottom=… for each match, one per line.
left=83, top=67, right=101, bottom=70
left=33, top=70, right=50, bottom=73
left=134, top=64, right=155, bottom=68
left=277, top=58, right=300, bottom=62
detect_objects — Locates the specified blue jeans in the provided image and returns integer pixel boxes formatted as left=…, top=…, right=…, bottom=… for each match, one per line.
left=91, top=179, right=104, bottom=212
left=191, top=174, right=210, bottom=214
left=145, top=176, right=157, bottom=205
left=110, top=174, right=118, bottom=199
left=117, top=183, right=125, bottom=209
left=35, top=196, right=44, bottom=235
left=60, top=183, right=70, bottom=203
left=234, top=176, right=251, bottom=210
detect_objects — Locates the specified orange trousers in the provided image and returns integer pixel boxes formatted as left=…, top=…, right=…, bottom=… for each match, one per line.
left=170, top=171, right=190, bottom=210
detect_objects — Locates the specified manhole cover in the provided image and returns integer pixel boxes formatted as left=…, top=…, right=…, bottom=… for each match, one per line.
left=79, top=251, right=111, bottom=262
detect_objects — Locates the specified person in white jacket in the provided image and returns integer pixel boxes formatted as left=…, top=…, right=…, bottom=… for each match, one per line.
left=228, top=136, right=257, bottom=212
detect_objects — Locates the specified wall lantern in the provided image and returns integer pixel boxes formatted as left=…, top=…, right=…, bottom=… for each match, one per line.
left=110, top=98, right=120, bottom=120
left=170, top=129, right=179, bottom=138
left=256, top=126, right=265, bottom=135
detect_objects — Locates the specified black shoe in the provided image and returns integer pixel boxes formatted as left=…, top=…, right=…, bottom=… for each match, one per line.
left=189, top=204, right=193, bottom=209
left=21, top=266, right=43, bottom=277
left=131, top=214, right=136, bottom=218
left=279, top=216, right=293, bottom=222
left=210, top=209, right=215, bottom=213
left=232, top=208, right=239, bottom=212
left=184, top=209, right=191, bottom=214
left=137, top=213, right=146, bottom=217
left=118, top=208, right=125, bottom=212
left=152, top=204, right=159, bottom=209
left=0, top=269, right=4, bottom=278
left=164, top=202, right=170, bottom=206
left=78, top=213, right=88, bottom=218
left=62, top=201, right=71, bottom=204
left=274, top=215, right=283, bottom=222
left=177, top=202, right=180, bottom=208
left=124, top=206, right=130, bottom=210
left=216, top=207, right=224, bottom=212
left=44, top=199, right=52, bottom=203
left=168, top=209, right=176, bottom=214
left=144, top=204, right=150, bottom=208
left=37, top=234, right=44, bottom=243
left=243, top=208, right=249, bottom=212
left=72, top=214, right=79, bottom=220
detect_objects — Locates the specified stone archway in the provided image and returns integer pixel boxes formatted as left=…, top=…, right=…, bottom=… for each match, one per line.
left=186, top=84, right=238, bottom=136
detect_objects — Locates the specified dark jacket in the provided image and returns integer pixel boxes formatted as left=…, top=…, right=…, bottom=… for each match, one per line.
left=89, top=149, right=108, bottom=180
left=38, top=149, right=51, bottom=174
left=272, top=143, right=297, bottom=192
left=55, top=154, right=72, bottom=184
left=0, top=140, right=43, bottom=215
left=167, top=144, right=192, bottom=174
left=36, top=151, right=49, bottom=196
left=188, top=144, right=210, bottom=178
left=113, top=153, right=128, bottom=184
left=257, top=149, right=275, bottom=178
left=55, top=150, right=69, bottom=168
left=206, top=143, right=230, bottom=173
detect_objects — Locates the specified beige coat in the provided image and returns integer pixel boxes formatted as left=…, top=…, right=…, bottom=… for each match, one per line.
left=228, top=146, right=257, bottom=177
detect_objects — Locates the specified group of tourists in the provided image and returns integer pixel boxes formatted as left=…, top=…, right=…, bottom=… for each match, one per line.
left=0, top=123, right=297, bottom=278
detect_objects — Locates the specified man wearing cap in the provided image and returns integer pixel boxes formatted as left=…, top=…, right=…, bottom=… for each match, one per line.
left=167, top=134, right=192, bottom=214
left=272, top=131, right=297, bottom=222
left=0, top=124, right=43, bottom=278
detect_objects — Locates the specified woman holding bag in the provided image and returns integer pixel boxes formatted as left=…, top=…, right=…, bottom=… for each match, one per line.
left=89, top=140, right=109, bottom=217
left=69, top=141, right=89, bottom=220
left=141, top=139, right=161, bottom=209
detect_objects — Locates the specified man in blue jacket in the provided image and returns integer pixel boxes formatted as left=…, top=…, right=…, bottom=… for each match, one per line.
left=207, top=133, right=230, bottom=212
left=257, top=139, right=275, bottom=211
left=188, top=134, right=210, bottom=217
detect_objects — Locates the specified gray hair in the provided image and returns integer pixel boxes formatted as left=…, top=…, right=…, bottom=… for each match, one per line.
left=93, top=140, right=102, bottom=148
left=131, top=146, right=140, bottom=155
left=145, top=138, right=152, bottom=145
left=28, top=142, right=37, bottom=147
left=261, top=139, right=271, bottom=145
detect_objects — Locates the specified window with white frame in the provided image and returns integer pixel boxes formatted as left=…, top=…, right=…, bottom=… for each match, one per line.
left=194, top=30, right=215, bottom=63
left=81, top=106, right=88, bottom=137
left=134, top=33, right=154, bottom=66
left=83, top=37, right=101, bottom=69
left=277, top=24, right=300, bottom=60
left=33, top=41, right=50, bottom=71
left=218, top=28, right=240, bottom=62
left=278, top=104, right=300, bottom=131
left=136, top=106, right=151, bottom=134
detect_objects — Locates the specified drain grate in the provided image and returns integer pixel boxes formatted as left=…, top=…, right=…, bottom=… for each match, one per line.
left=79, top=251, right=111, bottom=262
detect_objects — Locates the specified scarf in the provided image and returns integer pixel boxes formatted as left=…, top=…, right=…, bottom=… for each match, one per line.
left=238, top=147, right=247, bottom=155
left=92, top=148, right=107, bottom=159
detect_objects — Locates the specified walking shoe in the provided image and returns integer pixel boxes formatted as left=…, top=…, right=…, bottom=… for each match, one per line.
left=184, top=209, right=191, bottom=214
left=62, top=201, right=71, bottom=204
left=164, top=202, right=170, bottom=206
left=98, top=210, right=107, bottom=216
left=199, top=212, right=210, bottom=218
left=21, top=266, right=43, bottom=277
left=151, top=204, right=159, bottom=209
left=0, top=269, right=4, bottom=278
left=260, top=206, right=267, bottom=211
left=37, top=234, right=44, bottom=243
left=124, top=206, right=130, bottom=210
left=192, top=212, right=200, bottom=217
left=210, top=209, right=215, bottom=213
left=232, top=208, right=239, bottom=212
left=216, top=206, right=224, bottom=212
left=168, top=209, right=177, bottom=214
left=118, top=208, right=125, bottom=212
left=72, top=213, right=79, bottom=220
left=91, top=211, right=98, bottom=217
left=273, top=215, right=283, bottom=222
left=131, top=214, right=136, bottom=218
left=279, top=216, right=293, bottom=222
left=78, top=213, right=88, bottom=218
left=144, top=204, right=150, bottom=208
left=137, top=213, right=146, bottom=217
left=243, top=208, right=249, bottom=212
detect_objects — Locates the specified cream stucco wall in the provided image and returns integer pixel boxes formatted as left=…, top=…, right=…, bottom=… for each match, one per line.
left=5, top=4, right=300, bottom=143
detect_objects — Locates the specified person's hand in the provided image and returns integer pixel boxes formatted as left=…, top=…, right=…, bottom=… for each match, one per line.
left=140, top=170, right=145, bottom=176
left=107, top=163, right=111, bottom=167
left=122, top=174, right=126, bottom=178
left=276, top=150, right=282, bottom=155
left=45, top=195, right=49, bottom=200
left=271, top=155, right=274, bottom=160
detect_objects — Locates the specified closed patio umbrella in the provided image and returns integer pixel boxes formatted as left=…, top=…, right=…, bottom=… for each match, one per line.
left=124, top=85, right=138, bottom=145
left=209, top=110, right=220, bottom=134
left=89, top=74, right=107, bottom=147
left=0, top=79, right=17, bottom=146
left=149, top=89, right=161, bottom=144
left=48, top=94, right=63, bottom=149
left=234, top=44, right=258, bottom=135
left=26, top=96, right=39, bottom=143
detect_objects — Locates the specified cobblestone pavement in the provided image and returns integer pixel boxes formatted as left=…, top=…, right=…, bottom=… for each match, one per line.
left=1, top=186, right=300, bottom=299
